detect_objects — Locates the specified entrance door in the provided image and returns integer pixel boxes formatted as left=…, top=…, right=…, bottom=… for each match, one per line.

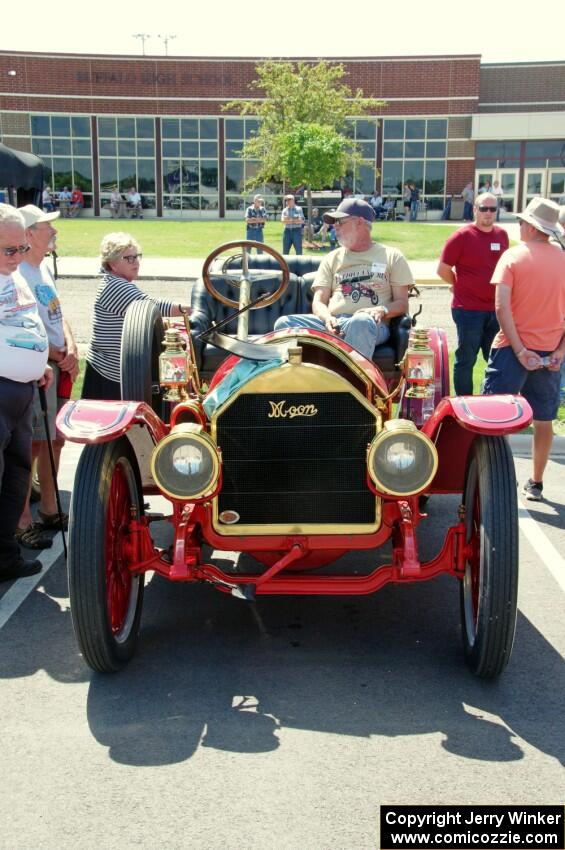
left=522, top=169, right=547, bottom=208
left=548, top=169, right=565, bottom=204
left=475, top=169, right=519, bottom=215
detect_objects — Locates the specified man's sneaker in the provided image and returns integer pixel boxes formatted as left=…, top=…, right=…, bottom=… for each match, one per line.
left=522, top=479, right=543, bottom=501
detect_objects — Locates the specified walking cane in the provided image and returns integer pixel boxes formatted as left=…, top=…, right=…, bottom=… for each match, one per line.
left=38, top=384, right=67, bottom=560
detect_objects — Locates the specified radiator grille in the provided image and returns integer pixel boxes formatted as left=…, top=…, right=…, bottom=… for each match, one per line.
left=215, top=392, right=377, bottom=526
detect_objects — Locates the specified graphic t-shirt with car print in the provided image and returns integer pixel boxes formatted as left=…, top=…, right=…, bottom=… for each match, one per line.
left=311, top=244, right=414, bottom=317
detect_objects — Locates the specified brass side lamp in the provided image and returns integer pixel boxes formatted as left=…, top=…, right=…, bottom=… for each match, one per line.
left=159, top=327, right=190, bottom=402
left=403, top=329, right=435, bottom=399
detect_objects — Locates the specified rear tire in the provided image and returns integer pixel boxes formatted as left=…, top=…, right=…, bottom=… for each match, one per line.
left=120, top=300, right=165, bottom=417
left=68, top=437, right=144, bottom=673
left=460, top=436, right=518, bottom=678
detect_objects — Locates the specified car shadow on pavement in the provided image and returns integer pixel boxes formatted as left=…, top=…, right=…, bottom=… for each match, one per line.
left=83, top=573, right=565, bottom=768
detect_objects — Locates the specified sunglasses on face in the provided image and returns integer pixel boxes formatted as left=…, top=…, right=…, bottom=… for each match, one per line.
left=477, top=205, right=497, bottom=213
left=2, top=244, right=31, bottom=257
left=121, top=253, right=142, bottom=264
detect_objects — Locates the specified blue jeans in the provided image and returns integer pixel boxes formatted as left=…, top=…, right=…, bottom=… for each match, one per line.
left=246, top=226, right=264, bottom=253
left=463, top=201, right=473, bottom=221
left=283, top=227, right=302, bottom=255
left=451, top=308, right=499, bottom=395
left=410, top=200, right=419, bottom=221
left=0, top=378, right=34, bottom=561
left=483, top=346, right=560, bottom=421
left=274, top=312, right=390, bottom=361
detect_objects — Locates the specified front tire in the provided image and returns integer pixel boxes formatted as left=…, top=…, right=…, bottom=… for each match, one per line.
left=120, top=300, right=165, bottom=417
left=460, top=436, right=518, bottom=678
left=68, top=437, right=144, bottom=673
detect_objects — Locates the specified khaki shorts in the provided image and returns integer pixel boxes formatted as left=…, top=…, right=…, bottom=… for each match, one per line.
left=32, top=362, right=65, bottom=442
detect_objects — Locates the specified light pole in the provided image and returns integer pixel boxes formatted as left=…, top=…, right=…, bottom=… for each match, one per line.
left=157, top=34, right=177, bottom=56
left=132, top=33, right=151, bottom=55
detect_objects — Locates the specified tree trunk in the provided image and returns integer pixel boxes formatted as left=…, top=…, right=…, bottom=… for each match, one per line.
left=305, top=185, right=314, bottom=241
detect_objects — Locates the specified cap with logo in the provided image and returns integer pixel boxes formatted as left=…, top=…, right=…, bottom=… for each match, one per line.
left=323, top=198, right=376, bottom=224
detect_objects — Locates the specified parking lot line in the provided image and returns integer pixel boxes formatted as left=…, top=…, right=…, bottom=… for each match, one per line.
left=0, top=534, right=65, bottom=630
left=518, top=501, right=565, bottom=594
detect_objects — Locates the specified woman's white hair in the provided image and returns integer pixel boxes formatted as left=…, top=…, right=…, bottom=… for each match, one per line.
left=100, top=232, right=140, bottom=271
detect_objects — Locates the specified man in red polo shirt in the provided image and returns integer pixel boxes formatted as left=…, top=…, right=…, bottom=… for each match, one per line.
left=437, top=193, right=509, bottom=394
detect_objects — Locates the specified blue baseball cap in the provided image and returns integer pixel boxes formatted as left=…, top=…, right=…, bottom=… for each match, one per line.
left=323, top=198, right=376, bottom=224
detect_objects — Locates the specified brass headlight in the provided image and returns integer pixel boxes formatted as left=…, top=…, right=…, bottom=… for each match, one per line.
left=367, top=420, right=437, bottom=496
left=151, top=423, right=220, bottom=500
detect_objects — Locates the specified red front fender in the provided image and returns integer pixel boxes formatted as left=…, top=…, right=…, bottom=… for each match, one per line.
left=56, top=399, right=167, bottom=445
left=421, top=394, right=532, bottom=493
left=423, top=394, right=532, bottom=439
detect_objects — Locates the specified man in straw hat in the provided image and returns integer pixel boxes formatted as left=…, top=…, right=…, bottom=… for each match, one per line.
left=483, top=197, right=565, bottom=501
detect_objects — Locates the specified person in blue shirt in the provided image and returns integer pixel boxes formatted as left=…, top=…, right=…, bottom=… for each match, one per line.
left=245, top=195, right=268, bottom=253
left=281, top=195, right=305, bottom=255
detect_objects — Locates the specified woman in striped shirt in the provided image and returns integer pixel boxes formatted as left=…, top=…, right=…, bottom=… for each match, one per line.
left=81, top=232, right=191, bottom=400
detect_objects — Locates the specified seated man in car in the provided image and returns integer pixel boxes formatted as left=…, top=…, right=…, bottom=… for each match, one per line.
left=274, top=199, right=413, bottom=361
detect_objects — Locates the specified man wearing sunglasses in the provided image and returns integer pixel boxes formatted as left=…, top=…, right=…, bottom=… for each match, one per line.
left=437, top=193, right=509, bottom=395
left=274, top=198, right=413, bottom=361
left=0, top=204, right=53, bottom=582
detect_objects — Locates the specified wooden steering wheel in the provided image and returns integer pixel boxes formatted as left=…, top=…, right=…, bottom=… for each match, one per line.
left=201, top=240, right=290, bottom=310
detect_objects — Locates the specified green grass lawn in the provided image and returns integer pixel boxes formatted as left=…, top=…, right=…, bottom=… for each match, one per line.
left=54, top=218, right=458, bottom=261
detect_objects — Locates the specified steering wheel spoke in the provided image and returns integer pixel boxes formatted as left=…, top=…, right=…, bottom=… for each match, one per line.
left=202, top=240, right=290, bottom=310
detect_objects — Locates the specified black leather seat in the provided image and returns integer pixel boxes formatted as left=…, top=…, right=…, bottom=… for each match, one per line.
left=190, top=270, right=303, bottom=377
left=189, top=255, right=412, bottom=380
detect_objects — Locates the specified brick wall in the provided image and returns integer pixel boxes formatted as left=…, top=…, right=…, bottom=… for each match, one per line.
left=480, top=63, right=565, bottom=112
left=0, top=51, right=481, bottom=117
left=446, top=161, right=475, bottom=195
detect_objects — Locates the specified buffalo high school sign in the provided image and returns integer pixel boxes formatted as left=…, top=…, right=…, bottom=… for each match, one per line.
left=75, top=70, right=233, bottom=86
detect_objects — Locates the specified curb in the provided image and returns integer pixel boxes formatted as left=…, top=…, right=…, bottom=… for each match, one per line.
left=58, top=273, right=197, bottom=282
left=509, top=433, right=565, bottom=457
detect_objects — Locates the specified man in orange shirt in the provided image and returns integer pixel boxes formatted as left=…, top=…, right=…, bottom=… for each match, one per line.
left=483, top=197, right=565, bottom=500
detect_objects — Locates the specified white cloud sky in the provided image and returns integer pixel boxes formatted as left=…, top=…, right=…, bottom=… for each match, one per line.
left=3, top=0, right=564, bottom=63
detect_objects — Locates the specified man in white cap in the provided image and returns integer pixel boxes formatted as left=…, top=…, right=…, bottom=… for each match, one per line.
left=0, top=203, right=53, bottom=581
left=15, top=204, right=78, bottom=547
left=483, top=197, right=565, bottom=501
left=274, top=198, right=413, bottom=361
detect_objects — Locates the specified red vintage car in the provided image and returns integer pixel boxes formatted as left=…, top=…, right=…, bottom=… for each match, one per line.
left=58, top=241, right=531, bottom=678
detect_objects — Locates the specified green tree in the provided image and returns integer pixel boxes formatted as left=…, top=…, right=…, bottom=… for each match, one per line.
left=225, top=60, right=384, bottom=233
left=280, top=124, right=348, bottom=190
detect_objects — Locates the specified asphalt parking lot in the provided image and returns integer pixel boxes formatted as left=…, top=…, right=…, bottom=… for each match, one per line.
left=0, top=268, right=563, bottom=850
left=0, top=440, right=563, bottom=850
left=56, top=276, right=458, bottom=356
